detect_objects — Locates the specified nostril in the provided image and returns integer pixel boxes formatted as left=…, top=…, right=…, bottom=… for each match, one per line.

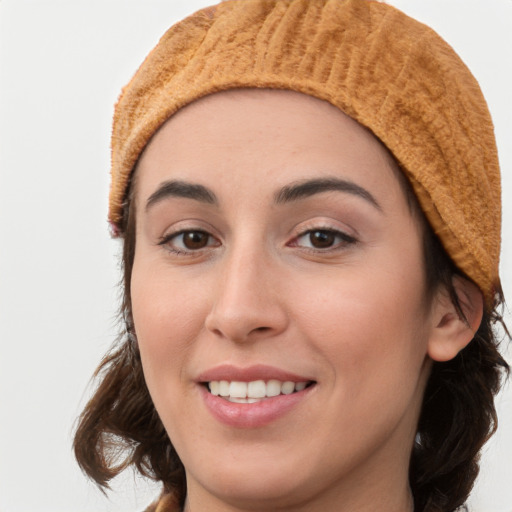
left=205, top=299, right=288, bottom=342
left=252, top=326, right=273, bottom=334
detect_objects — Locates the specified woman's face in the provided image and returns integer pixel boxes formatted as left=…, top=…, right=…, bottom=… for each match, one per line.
left=131, top=90, right=438, bottom=511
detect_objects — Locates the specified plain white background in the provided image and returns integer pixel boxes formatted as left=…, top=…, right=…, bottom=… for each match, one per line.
left=0, top=1, right=511, bottom=511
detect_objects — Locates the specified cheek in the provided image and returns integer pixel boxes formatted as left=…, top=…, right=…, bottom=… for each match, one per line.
left=290, top=270, right=431, bottom=463
left=130, top=259, right=211, bottom=389
left=293, top=256, right=430, bottom=394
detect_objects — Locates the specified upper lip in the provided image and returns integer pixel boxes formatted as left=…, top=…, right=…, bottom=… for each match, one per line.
left=196, top=364, right=314, bottom=383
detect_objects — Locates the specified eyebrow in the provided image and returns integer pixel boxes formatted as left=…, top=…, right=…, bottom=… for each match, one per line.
left=274, top=177, right=382, bottom=211
left=145, top=176, right=381, bottom=212
left=146, top=180, right=218, bottom=211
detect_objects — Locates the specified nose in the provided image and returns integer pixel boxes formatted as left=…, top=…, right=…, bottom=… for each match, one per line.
left=204, top=247, right=289, bottom=343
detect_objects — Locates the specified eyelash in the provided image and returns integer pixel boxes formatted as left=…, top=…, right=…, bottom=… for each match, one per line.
left=158, top=227, right=357, bottom=256
left=289, top=227, right=357, bottom=252
left=158, top=229, right=220, bottom=255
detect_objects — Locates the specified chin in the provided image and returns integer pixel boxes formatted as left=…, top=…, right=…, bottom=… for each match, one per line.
left=190, top=465, right=310, bottom=509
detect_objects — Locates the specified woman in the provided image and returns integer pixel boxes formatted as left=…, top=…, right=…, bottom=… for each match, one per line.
left=74, top=1, right=509, bottom=511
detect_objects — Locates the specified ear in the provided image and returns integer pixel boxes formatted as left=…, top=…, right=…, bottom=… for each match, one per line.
left=427, top=276, right=484, bottom=362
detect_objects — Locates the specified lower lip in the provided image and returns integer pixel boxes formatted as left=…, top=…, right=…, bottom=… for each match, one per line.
left=200, top=385, right=314, bottom=428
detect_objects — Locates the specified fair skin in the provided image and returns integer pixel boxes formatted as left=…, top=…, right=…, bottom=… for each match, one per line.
left=131, top=89, right=479, bottom=512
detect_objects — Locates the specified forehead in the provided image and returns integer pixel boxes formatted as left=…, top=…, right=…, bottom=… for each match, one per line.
left=134, top=89, right=407, bottom=210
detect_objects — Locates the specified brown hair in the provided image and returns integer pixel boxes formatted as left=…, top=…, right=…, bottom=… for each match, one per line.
left=74, top=165, right=509, bottom=511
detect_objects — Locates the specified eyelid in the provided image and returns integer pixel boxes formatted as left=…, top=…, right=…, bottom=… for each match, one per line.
left=155, top=218, right=358, bottom=256
left=287, top=220, right=358, bottom=252
left=293, top=229, right=356, bottom=247
left=291, top=218, right=357, bottom=239
left=157, top=219, right=221, bottom=243
left=157, top=227, right=221, bottom=255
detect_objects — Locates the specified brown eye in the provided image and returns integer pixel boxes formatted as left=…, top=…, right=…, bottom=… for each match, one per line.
left=309, top=230, right=336, bottom=248
left=159, top=229, right=219, bottom=253
left=182, top=231, right=210, bottom=249
left=293, top=228, right=357, bottom=251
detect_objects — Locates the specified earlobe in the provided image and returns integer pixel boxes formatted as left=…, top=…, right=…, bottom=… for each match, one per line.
left=427, top=276, right=484, bottom=362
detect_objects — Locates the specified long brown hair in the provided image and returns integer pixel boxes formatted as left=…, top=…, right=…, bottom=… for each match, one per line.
left=74, top=169, right=509, bottom=512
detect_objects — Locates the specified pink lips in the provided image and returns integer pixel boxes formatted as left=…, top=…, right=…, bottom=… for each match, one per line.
left=197, top=364, right=315, bottom=428
left=197, top=364, right=312, bottom=383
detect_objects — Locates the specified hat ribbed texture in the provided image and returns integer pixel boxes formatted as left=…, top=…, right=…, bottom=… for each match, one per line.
left=110, top=0, right=501, bottom=304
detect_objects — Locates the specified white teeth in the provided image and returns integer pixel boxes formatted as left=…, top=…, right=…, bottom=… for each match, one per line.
left=266, top=379, right=281, bottom=397
left=227, top=397, right=248, bottom=403
left=208, top=379, right=310, bottom=401
left=281, top=381, right=295, bottom=395
left=295, top=381, right=307, bottom=391
left=209, top=381, right=220, bottom=395
left=227, top=397, right=264, bottom=403
left=229, top=381, right=247, bottom=398
left=247, top=380, right=266, bottom=398
left=219, top=380, right=230, bottom=396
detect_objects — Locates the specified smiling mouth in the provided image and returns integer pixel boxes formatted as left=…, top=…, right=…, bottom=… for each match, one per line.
left=205, top=379, right=315, bottom=403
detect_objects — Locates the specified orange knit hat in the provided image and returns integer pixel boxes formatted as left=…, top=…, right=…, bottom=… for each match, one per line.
left=109, top=0, right=501, bottom=305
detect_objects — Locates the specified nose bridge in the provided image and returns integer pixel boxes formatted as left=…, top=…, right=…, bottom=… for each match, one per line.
left=205, top=237, right=287, bottom=342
